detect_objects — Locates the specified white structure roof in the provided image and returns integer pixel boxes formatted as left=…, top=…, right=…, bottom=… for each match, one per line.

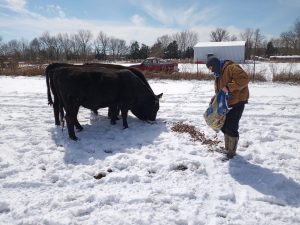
left=194, top=41, right=246, bottom=47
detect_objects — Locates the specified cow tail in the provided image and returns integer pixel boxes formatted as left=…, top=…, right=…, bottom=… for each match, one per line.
left=46, top=66, right=53, bottom=105
left=54, top=80, right=65, bottom=131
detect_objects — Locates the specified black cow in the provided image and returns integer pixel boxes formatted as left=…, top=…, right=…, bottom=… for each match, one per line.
left=53, top=66, right=162, bottom=140
left=46, top=63, right=155, bottom=126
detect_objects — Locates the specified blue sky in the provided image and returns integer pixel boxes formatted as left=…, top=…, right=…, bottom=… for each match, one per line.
left=0, top=0, right=299, bottom=45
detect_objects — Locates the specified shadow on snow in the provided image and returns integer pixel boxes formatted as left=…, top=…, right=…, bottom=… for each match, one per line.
left=50, top=113, right=167, bottom=165
left=229, top=156, right=300, bottom=208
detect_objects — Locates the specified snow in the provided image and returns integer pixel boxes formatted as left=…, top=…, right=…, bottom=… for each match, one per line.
left=0, top=76, right=300, bottom=225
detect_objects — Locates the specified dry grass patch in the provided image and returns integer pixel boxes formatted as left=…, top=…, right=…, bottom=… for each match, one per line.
left=272, top=73, right=300, bottom=84
left=0, top=65, right=45, bottom=76
left=144, top=71, right=213, bottom=80
left=270, top=63, right=300, bottom=84
left=249, top=73, right=267, bottom=82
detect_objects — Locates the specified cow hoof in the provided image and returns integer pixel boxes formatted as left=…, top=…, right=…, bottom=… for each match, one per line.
left=69, top=136, right=78, bottom=141
left=76, top=127, right=83, bottom=132
left=123, top=126, right=128, bottom=129
left=110, top=120, right=116, bottom=125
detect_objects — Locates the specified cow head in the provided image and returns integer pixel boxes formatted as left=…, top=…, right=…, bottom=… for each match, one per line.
left=131, top=93, right=163, bottom=121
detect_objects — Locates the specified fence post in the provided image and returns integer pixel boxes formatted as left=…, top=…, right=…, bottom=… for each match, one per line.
left=196, top=59, right=199, bottom=76
left=253, top=57, right=256, bottom=82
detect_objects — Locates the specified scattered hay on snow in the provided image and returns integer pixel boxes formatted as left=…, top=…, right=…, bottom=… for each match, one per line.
left=171, top=122, right=220, bottom=147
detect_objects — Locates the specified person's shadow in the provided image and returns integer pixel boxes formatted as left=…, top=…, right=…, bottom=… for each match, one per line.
left=50, top=113, right=167, bottom=165
left=229, top=156, right=300, bottom=207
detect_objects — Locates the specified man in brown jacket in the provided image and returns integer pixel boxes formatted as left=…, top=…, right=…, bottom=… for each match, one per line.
left=206, top=56, right=250, bottom=159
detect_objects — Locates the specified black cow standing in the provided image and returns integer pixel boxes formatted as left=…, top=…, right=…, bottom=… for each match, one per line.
left=52, top=66, right=162, bottom=140
left=46, top=63, right=155, bottom=126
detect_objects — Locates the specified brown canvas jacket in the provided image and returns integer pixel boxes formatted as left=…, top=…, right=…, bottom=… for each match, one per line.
left=215, top=60, right=250, bottom=107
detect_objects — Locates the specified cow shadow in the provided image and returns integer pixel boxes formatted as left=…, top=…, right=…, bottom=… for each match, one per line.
left=229, top=156, right=300, bottom=207
left=50, top=113, right=167, bottom=165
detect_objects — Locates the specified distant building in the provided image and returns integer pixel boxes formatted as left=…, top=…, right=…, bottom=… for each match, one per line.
left=193, top=41, right=246, bottom=64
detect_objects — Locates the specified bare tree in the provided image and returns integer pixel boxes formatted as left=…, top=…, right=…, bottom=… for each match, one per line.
left=210, top=28, right=230, bottom=42
left=230, top=35, right=238, bottom=41
left=280, top=31, right=298, bottom=54
left=39, top=32, right=58, bottom=60
left=251, top=29, right=265, bottom=80
left=108, top=38, right=119, bottom=60
left=173, top=30, right=198, bottom=57
left=57, top=33, right=72, bottom=61
left=70, top=33, right=81, bottom=61
left=94, top=31, right=110, bottom=60
left=278, top=17, right=300, bottom=55
left=253, top=28, right=265, bottom=56
left=52, top=36, right=61, bottom=60
left=240, top=28, right=254, bottom=59
left=269, top=38, right=281, bottom=49
left=21, top=38, right=30, bottom=60
left=0, top=36, right=5, bottom=69
left=157, top=35, right=172, bottom=50
left=116, top=39, right=128, bottom=58
left=293, top=17, right=300, bottom=50
left=0, top=42, right=9, bottom=56
left=75, top=29, right=93, bottom=61
left=283, top=24, right=298, bottom=48
left=29, top=38, right=41, bottom=61
left=240, top=28, right=254, bottom=47
left=7, top=39, right=22, bottom=59
left=0, top=36, right=3, bottom=56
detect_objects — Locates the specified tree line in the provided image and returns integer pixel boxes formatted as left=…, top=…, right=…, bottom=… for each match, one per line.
left=0, top=17, right=299, bottom=64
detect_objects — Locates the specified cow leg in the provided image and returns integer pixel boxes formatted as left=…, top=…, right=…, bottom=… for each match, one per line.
left=108, top=105, right=119, bottom=125
left=70, top=106, right=83, bottom=131
left=92, top=109, right=98, bottom=115
left=75, top=120, right=83, bottom=132
left=74, top=115, right=83, bottom=132
left=120, top=108, right=129, bottom=129
left=65, top=106, right=79, bottom=141
left=109, top=106, right=120, bottom=119
left=53, top=98, right=60, bottom=126
left=116, top=107, right=121, bottom=118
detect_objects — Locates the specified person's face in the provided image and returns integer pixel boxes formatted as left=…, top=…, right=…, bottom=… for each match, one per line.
left=208, top=66, right=213, bottom=72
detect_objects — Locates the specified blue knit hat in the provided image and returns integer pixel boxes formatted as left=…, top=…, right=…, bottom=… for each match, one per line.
left=206, top=56, right=221, bottom=75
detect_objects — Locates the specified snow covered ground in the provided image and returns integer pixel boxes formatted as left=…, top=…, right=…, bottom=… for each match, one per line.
left=0, top=76, right=300, bottom=225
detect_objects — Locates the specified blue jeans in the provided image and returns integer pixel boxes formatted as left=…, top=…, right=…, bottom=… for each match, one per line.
left=221, top=103, right=245, bottom=137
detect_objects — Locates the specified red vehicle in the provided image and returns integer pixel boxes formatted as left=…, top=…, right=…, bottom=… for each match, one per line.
left=130, top=57, right=179, bottom=73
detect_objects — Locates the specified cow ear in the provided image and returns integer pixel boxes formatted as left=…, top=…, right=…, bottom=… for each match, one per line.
left=156, top=93, right=163, bottom=99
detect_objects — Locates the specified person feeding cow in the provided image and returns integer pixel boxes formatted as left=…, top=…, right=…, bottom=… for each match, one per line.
left=205, top=56, right=250, bottom=160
